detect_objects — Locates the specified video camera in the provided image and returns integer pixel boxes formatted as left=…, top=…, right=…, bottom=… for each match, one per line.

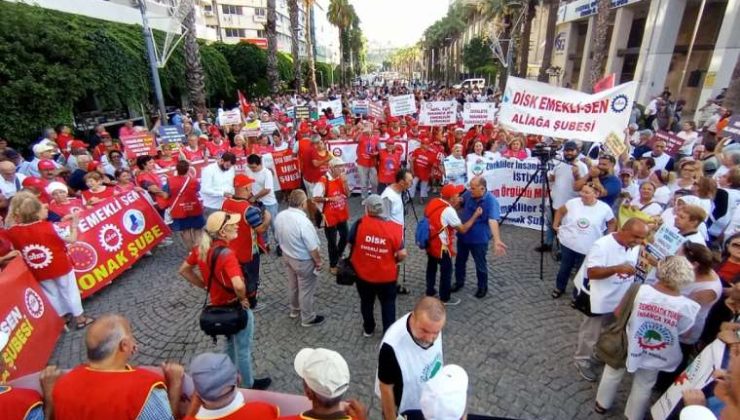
left=531, top=143, right=557, bottom=162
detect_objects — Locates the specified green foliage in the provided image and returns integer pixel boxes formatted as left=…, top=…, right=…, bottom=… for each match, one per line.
left=0, top=2, right=234, bottom=146
left=463, top=37, right=494, bottom=73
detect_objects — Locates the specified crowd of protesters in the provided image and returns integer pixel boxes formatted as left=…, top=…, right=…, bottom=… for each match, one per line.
left=0, top=80, right=739, bottom=419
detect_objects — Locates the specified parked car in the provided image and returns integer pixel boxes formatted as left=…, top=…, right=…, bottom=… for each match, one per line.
left=453, top=78, right=486, bottom=90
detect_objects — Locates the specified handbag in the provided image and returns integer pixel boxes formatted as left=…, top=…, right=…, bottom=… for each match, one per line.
left=199, top=247, right=249, bottom=342
left=594, top=283, right=641, bottom=369
left=163, top=176, right=190, bottom=225
left=336, top=219, right=362, bottom=286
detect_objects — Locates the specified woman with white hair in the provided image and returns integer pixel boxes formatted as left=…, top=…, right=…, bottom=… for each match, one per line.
left=594, top=256, right=700, bottom=419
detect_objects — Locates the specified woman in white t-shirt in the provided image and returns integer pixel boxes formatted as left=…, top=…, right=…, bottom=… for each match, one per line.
left=443, top=144, right=467, bottom=186
left=627, top=182, right=664, bottom=217
left=551, top=184, right=615, bottom=298
left=650, top=169, right=673, bottom=205
left=676, top=121, right=699, bottom=159
left=595, top=256, right=700, bottom=419
left=669, top=160, right=700, bottom=192
left=680, top=242, right=722, bottom=346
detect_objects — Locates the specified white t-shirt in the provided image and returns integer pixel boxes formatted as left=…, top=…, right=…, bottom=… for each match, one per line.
left=642, top=152, right=672, bottom=172
left=626, top=285, right=699, bottom=373
left=381, top=186, right=404, bottom=227
left=677, top=131, right=699, bottom=155
left=629, top=198, right=663, bottom=217
left=557, top=198, right=614, bottom=254
left=653, top=185, right=672, bottom=205
left=245, top=167, right=277, bottom=206
left=438, top=205, right=462, bottom=247
left=680, top=277, right=723, bottom=345
left=661, top=208, right=709, bottom=241
left=549, top=160, right=588, bottom=209
left=586, top=234, right=641, bottom=314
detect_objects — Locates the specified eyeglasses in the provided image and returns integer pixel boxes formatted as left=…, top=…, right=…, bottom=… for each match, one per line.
left=218, top=213, right=232, bottom=231
left=730, top=242, right=740, bottom=249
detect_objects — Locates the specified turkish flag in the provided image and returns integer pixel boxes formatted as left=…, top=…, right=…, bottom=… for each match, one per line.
left=238, top=90, right=250, bottom=115
left=593, top=74, right=616, bottom=93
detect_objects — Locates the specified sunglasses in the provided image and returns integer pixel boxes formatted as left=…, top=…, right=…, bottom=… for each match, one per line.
left=218, top=213, right=233, bottom=231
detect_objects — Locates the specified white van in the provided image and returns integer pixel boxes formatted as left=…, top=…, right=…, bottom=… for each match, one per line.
left=453, top=78, right=486, bottom=90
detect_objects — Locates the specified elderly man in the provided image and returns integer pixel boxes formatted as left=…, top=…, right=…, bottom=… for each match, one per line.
left=279, top=348, right=367, bottom=420
left=573, top=218, right=649, bottom=382
left=66, top=154, right=93, bottom=192
left=274, top=190, right=325, bottom=327
left=349, top=194, right=407, bottom=335
left=0, top=160, right=25, bottom=202
left=21, top=143, right=60, bottom=178
left=201, top=152, right=237, bottom=217
left=630, top=129, right=653, bottom=159
left=185, top=353, right=279, bottom=420
left=377, top=297, right=446, bottom=420
left=452, top=176, right=507, bottom=299
left=52, top=314, right=185, bottom=419
left=641, top=138, right=674, bottom=172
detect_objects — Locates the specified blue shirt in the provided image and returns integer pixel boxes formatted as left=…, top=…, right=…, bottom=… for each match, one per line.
left=598, top=174, right=621, bottom=207
left=457, top=190, right=500, bottom=244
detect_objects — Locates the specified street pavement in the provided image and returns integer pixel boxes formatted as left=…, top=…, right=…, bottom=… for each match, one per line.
left=50, top=197, right=638, bottom=419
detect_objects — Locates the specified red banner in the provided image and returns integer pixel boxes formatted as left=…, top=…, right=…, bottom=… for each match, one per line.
left=0, top=257, right=64, bottom=382
left=652, top=130, right=685, bottom=157
left=593, top=73, right=616, bottom=93
left=58, top=191, right=172, bottom=299
left=272, top=149, right=301, bottom=190
left=121, top=132, right=158, bottom=159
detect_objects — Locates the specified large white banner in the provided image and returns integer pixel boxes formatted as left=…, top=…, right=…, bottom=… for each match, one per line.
left=467, top=156, right=552, bottom=230
left=318, top=99, right=342, bottom=117
left=419, top=101, right=457, bottom=126
left=389, top=94, right=416, bottom=117
left=326, top=139, right=409, bottom=192
left=498, top=77, right=637, bottom=143
left=221, top=108, right=243, bottom=126
left=462, top=102, right=497, bottom=126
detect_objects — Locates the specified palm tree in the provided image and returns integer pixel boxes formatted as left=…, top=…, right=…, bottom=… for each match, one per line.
left=266, top=0, right=279, bottom=94
left=517, top=0, right=536, bottom=78
left=589, top=0, right=613, bottom=91
left=288, top=0, right=302, bottom=92
left=183, top=6, right=207, bottom=117
left=538, top=0, right=559, bottom=82
left=327, top=0, right=353, bottom=87
left=304, top=0, right=318, bottom=96
left=349, top=13, right=363, bottom=77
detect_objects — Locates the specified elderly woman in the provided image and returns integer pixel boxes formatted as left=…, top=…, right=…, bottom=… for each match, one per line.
left=670, top=160, right=700, bottom=192
left=502, top=135, right=529, bottom=160
left=594, top=256, right=700, bottom=419
left=628, top=182, right=664, bottom=217
left=551, top=184, right=616, bottom=298
left=649, top=169, right=673, bottom=205
left=443, top=144, right=467, bottom=187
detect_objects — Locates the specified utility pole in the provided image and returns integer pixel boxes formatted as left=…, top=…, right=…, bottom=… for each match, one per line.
left=138, top=0, right=167, bottom=122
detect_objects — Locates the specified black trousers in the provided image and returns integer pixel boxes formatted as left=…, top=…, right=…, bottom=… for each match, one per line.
left=324, top=221, right=348, bottom=268
left=355, top=278, right=397, bottom=334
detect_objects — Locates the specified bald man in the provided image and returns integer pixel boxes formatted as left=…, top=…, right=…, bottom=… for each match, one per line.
left=52, top=314, right=185, bottom=419
left=0, top=160, right=26, bottom=201
left=377, top=297, right=446, bottom=420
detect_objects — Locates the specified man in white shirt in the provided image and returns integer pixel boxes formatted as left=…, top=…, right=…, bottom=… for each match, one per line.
left=573, top=218, right=649, bottom=382
left=274, top=190, right=325, bottom=327
left=245, top=154, right=278, bottom=245
left=200, top=152, right=236, bottom=217
left=381, top=168, right=413, bottom=228
left=0, top=160, right=26, bottom=215
left=21, top=143, right=61, bottom=178
left=642, top=139, right=674, bottom=172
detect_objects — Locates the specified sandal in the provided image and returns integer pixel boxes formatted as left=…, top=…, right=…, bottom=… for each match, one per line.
left=551, top=289, right=564, bottom=299
left=74, top=316, right=95, bottom=330
left=594, top=402, right=607, bottom=415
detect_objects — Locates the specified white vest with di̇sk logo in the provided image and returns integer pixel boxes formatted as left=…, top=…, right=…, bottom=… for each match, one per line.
left=375, top=313, right=443, bottom=414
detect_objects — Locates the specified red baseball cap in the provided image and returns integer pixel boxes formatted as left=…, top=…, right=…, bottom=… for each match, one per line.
left=440, top=184, right=465, bottom=199
left=38, top=159, right=56, bottom=171
left=87, top=161, right=101, bottom=172
left=233, top=174, right=255, bottom=189
left=483, top=122, right=494, bottom=130
left=70, top=140, right=89, bottom=150
left=22, top=176, right=48, bottom=190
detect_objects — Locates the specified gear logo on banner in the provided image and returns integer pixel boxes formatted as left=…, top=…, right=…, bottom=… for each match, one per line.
left=611, top=94, right=629, bottom=113
left=332, top=148, right=343, bottom=157
left=24, top=288, right=45, bottom=319
left=22, top=244, right=53, bottom=270
left=68, top=242, right=98, bottom=272
left=122, top=210, right=146, bottom=235
left=99, top=224, right=123, bottom=252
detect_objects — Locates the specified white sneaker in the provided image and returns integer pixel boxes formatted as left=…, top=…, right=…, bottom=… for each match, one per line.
left=443, top=297, right=461, bottom=306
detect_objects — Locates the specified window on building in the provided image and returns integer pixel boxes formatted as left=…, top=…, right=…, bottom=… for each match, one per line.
left=255, top=8, right=266, bottom=16
left=204, top=5, right=212, bottom=12
left=222, top=5, right=243, bottom=15
left=257, top=30, right=267, bottom=38
left=225, top=28, right=246, bottom=38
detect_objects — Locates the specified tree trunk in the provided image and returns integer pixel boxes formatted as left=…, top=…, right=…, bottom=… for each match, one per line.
left=589, top=0, right=612, bottom=91
left=538, top=0, right=559, bottom=82
left=304, top=1, right=318, bottom=96
left=266, top=0, right=279, bottom=94
left=518, top=0, right=536, bottom=78
left=338, top=29, right=346, bottom=87
left=183, top=8, right=207, bottom=117
left=723, top=58, right=740, bottom=112
left=498, top=15, right=512, bottom=92
left=288, top=0, right=302, bottom=92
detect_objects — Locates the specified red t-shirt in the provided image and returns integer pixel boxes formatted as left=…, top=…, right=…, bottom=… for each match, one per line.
left=81, top=186, right=116, bottom=205
left=206, top=141, right=230, bottom=158
left=185, top=240, right=243, bottom=305
left=49, top=198, right=85, bottom=217
left=717, top=259, right=740, bottom=283
left=304, top=150, right=330, bottom=183
left=411, top=148, right=437, bottom=181
left=355, top=135, right=379, bottom=168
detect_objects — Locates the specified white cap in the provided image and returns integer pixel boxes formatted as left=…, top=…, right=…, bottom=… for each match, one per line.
left=294, top=348, right=350, bottom=399
left=420, top=365, right=468, bottom=420
left=680, top=405, right=717, bottom=420
left=32, top=143, right=54, bottom=155
left=45, top=181, right=68, bottom=195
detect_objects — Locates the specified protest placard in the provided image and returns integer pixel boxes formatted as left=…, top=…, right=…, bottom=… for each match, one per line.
left=120, top=132, right=157, bottom=159
left=351, top=99, right=369, bottom=115
left=329, top=117, right=345, bottom=127
left=603, top=132, right=628, bottom=157
left=220, top=108, right=243, bottom=126
left=60, top=191, right=172, bottom=299
left=652, top=130, right=685, bottom=157
left=499, top=77, right=637, bottom=142
left=260, top=121, right=278, bottom=136
left=389, top=94, right=416, bottom=117
left=295, top=105, right=310, bottom=120
left=0, top=257, right=64, bottom=381
left=443, top=156, right=467, bottom=186
left=271, top=148, right=302, bottom=190
left=319, top=99, right=342, bottom=116
left=419, top=101, right=457, bottom=126
left=462, top=102, right=497, bottom=126
left=635, top=224, right=686, bottom=284
left=327, top=140, right=360, bottom=192
left=593, top=73, right=615, bottom=93
left=242, top=120, right=261, bottom=137
left=157, top=125, right=185, bottom=152
left=721, top=114, right=740, bottom=142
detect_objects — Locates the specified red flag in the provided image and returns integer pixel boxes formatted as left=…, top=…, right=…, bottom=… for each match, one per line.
left=238, top=90, right=250, bottom=115
left=593, top=74, right=616, bottom=93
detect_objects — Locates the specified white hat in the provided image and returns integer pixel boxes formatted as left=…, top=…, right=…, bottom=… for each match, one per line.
left=679, top=405, right=717, bottom=420
left=32, top=143, right=54, bottom=155
left=294, top=348, right=350, bottom=399
left=45, top=181, right=68, bottom=195
left=420, top=365, right=468, bottom=420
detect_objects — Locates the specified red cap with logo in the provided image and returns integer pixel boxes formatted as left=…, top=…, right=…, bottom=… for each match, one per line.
left=233, top=174, right=255, bottom=188
left=38, top=159, right=56, bottom=171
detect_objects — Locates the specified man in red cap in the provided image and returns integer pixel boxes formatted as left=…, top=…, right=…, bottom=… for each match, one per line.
left=222, top=174, right=271, bottom=310
left=423, top=184, right=482, bottom=306
left=37, top=159, right=64, bottom=184
left=377, top=138, right=403, bottom=194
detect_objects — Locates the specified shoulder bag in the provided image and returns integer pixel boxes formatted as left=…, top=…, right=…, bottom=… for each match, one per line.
left=163, top=176, right=190, bottom=225
left=336, top=218, right=362, bottom=286
left=594, top=283, right=641, bottom=369
left=199, top=246, right=249, bottom=342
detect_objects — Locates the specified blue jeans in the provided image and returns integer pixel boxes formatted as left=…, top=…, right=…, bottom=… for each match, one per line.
left=454, top=242, right=489, bottom=290
left=225, top=308, right=254, bottom=387
left=426, top=251, right=452, bottom=301
left=263, top=203, right=279, bottom=245
left=555, top=245, right=585, bottom=293
left=240, top=254, right=260, bottom=307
